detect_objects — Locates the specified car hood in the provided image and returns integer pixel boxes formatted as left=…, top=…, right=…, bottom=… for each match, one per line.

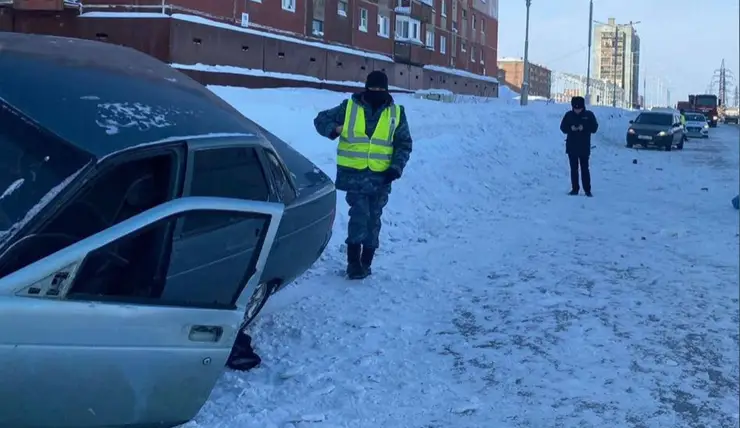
left=630, top=124, right=670, bottom=132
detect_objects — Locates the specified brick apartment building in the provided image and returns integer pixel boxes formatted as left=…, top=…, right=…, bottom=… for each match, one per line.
left=497, top=57, right=551, bottom=99
left=180, top=0, right=500, bottom=78
left=1, top=0, right=500, bottom=96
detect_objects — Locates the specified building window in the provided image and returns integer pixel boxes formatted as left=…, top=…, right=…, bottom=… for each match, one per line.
left=282, top=0, right=295, bottom=12
left=440, top=35, right=446, bottom=54
left=470, top=45, right=474, bottom=61
left=451, top=0, right=457, bottom=17
left=359, top=8, right=368, bottom=32
left=452, top=21, right=457, bottom=34
left=479, top=49, right=484, bottom=64
left=338, top=0, right=348, bottom=16
left=425, top=29, right=434, bottom=49
left=440, top=0, right=446, bottom=17
left=395, top=16, right=421, bottom=42
left=481, top=18, right=485, bottom=37
left=462, top=9, right=466, bottom=19
left=378, top=14, right=390, bottom=37
left=460, top=41, right=466, bottom=52
left=312, top=19, right=324, bottom=36
left=471, top=14, right=475, bottom=30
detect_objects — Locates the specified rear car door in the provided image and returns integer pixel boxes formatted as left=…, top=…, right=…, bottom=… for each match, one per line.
left=0, top=196, right=284, bottom=428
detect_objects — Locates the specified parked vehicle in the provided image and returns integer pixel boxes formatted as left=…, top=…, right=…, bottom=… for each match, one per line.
left=0, top=33, right=336, bottom=428
left=626, top=111, right=686, bottom=151
left=690, top=94, right=720, bottom=127
left=684, top=112, right=710, bottom=138
left=676, top=101, right=692, bottom=111
left=723, top=107, right=739, bottom=124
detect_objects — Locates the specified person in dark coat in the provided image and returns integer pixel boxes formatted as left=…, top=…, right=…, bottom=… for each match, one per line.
left=559, top=96, right=599, bottom=196
left=313, top=71, right=413, bottom=279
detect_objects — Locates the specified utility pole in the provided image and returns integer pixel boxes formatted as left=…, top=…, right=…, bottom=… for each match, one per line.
left=708, top=59, right=735, bottom=103
left=585, top=0, right=593, bottom=104
left=734, top=85, right=739, bottom=107
left=520, top=0, right=532, bottom=106
left=719, top=59, right=727, bottom=105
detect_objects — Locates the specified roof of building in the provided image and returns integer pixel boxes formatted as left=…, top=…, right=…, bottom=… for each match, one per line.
left=0, top=32, right=263, bottom=158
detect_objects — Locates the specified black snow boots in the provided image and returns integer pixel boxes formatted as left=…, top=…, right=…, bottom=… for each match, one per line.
left=346, top=243, right=375, bottom=280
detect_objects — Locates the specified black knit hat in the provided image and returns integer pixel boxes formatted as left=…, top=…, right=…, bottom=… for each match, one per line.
left=571, top=96, right=585, bottom=109
left=365, top=70, right=389, bottom=90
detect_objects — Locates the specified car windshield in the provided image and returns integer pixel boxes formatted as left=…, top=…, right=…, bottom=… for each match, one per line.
left=634, top=113, right=672, bottom=126
left=0, top=103, right=92, bottom=246
left=686, top=114, right=706, bottom=121
left=694, top=96, right=716, bottom=107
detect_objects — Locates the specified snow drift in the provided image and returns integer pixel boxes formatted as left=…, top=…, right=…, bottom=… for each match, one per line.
left=184, top=87, right=738, bottom=428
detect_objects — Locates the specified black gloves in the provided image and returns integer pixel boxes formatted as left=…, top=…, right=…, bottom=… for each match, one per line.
left=383, top=168, right=401, bottom=184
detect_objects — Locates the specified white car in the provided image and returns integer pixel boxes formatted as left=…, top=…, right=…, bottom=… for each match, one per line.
left=684, top=112, right=710, bottom=138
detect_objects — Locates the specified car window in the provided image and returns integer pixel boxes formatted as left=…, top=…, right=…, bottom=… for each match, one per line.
left=181, top=147, right=269, bottom=236
left=635, top=113, right=672, bottom=126
left=62, top=209, right=270, bottom=308
left=0, top=103, right=93, bottom=246
left=265, top=151, right=296, bottom=204
left=0, top=153, right=177, bottom=278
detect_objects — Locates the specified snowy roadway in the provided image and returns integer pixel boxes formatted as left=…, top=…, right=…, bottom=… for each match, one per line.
left=184, top=89, right=739, bottom=428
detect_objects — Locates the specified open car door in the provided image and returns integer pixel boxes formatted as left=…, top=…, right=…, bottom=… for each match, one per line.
left=0, top=196, right=284, bottom=428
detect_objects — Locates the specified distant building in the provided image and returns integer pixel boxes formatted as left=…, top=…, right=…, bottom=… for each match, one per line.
left=551, top=71, right=626, bottom=108
left=592, top=18, right=640, bottom=108
left=497, top=57, right=551, bottom=98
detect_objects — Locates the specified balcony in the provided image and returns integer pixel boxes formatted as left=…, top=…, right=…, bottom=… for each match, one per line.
left=394, top=0, right=433, bottom=23
left=393, top=40, right=431, bottom=66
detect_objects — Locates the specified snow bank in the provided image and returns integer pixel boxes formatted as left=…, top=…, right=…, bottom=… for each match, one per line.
left=187, top=87, right=737, bottom=428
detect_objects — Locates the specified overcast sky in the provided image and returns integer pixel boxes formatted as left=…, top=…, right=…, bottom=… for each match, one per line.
left=496, top=0, right=740, bottom=105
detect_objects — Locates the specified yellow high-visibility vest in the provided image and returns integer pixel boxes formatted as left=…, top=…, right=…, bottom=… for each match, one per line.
left=337, top=99, right=401, bottom=172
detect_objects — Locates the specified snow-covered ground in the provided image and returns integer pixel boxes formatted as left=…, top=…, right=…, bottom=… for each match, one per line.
left=184, top=88, right=739, bottom=428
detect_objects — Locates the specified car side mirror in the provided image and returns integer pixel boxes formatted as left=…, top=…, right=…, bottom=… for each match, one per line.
left=628, top=120, right=633, bottom=124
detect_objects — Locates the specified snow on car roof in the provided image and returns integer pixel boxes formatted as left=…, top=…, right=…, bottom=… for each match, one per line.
left=0, top=32, right=264, bottom=159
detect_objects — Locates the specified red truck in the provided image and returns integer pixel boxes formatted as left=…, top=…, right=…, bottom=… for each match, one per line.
left=690, top=94, right=720, bottom=127
left=676, top=101, right=692, bottom=111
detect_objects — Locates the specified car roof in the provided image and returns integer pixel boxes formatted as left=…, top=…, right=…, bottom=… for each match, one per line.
left=640, top=111, right=672, bottom=116
left=0, top=32, right=267, bottom=159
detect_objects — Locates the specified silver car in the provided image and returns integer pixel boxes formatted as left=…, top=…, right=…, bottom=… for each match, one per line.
left=684, top=112, right=710, bottom=138
left=0, top=32, right=337, bottom=428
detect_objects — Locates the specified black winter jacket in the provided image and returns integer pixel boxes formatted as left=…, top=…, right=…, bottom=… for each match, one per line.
left=559, top=110, right=599, bottom=156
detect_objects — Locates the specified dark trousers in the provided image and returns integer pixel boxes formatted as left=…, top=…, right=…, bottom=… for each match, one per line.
left=568, top=153, right=591, bottom=192
left=345, top=191, right=389, bottom=248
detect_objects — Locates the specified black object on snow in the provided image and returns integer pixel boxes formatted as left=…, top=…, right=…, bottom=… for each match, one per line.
left=226, top=333, right=262, bottom=371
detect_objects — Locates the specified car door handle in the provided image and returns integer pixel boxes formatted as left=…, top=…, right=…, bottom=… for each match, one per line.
left=188, top=325, right=224, bottom=342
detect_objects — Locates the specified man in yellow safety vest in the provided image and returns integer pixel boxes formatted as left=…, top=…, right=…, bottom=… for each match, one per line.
left=313, top=71, right=413, bottom=279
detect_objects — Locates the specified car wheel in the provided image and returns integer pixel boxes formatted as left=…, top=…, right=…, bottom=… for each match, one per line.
left=243, top=282, right=273, bottom=327
left=664, top=144, right=672, bottom=151
left=626, top=142, right=633, bottom=148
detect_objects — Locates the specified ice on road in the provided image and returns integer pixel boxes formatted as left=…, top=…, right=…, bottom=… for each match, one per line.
left=185, top=88, right=739, bottom=428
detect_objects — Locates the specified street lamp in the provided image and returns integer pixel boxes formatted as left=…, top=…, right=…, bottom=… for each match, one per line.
left=520, top=0, right=532, bottom=106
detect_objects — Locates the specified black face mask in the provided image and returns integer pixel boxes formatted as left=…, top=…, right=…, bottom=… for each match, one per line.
left=364, top=90, right=389, bottom=108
